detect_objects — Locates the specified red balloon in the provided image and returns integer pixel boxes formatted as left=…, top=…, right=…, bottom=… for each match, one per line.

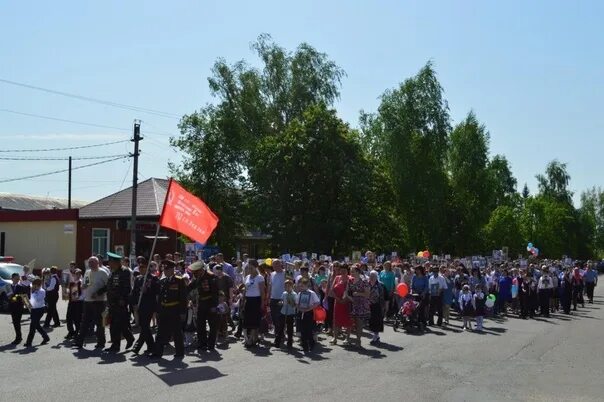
left=423, top=250, right=431, bottom=259
left=397, top=283, right=409, bottom=298
left=313, top=306, right=327, bottom=323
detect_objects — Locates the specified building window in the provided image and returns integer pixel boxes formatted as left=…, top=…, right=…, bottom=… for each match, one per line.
left=92, top=228, right=110, bottom=256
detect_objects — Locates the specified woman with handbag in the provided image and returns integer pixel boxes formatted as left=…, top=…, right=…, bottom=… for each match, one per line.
left=329, top=264, right=352, bottom=345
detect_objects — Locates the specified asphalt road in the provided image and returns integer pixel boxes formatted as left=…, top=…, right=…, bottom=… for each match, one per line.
left=1, top=284, right=602, bottom=402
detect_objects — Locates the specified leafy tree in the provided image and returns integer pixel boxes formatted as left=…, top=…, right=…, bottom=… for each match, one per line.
left=370, top=62, right=452, bottom=252
left=484, top=205, right=523, bottom=255
left=536, top=160, right=573, bottom=204
left=579, top=187, right=604, bottom=257
left=447, top=112, right=492, bottom=254
left=488, top=155, right=518, bottom=208
left=522, top=183, right=530, bottom=199
left=250, top=103, right=403, bottom=254
left=170, top=107, right=248, bottom=254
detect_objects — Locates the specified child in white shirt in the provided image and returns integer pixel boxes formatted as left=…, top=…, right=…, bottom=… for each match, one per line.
left=296, top=278, right=320, bottom=352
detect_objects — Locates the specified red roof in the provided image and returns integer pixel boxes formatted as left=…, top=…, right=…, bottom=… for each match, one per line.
left=0, top=209, right=78, bottom=222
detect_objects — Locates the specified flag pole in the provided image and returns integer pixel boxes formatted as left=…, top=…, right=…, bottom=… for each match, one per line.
left=137, top=178, right=173, bottom=310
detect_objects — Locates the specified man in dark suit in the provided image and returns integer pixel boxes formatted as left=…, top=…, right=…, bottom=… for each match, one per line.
left=7, top=273, right=30, bottom=345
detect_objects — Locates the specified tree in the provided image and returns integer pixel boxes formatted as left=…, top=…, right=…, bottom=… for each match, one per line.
left=488, top=155, right=518, bottom=208
left=484, top=206, right=523, bottom=255
left=522, top=183, right=530, bottom=199
left=170, top=106, right=249, bottom=254
left=370, top=62, right=452, bottom=252
left=536, top=160, right=573, bottom=204
left=579, top=187, right=604, bottom=257
left=447, top=112, right=493, bottom=254
left=250, top=103, right=404, bottom=254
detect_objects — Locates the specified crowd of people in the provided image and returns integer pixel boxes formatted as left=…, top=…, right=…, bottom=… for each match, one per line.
left=4, top=250, right=600, bottom=360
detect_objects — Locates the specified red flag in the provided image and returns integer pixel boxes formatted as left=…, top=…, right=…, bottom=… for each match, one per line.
left=159, top=179, right=219, bottom=245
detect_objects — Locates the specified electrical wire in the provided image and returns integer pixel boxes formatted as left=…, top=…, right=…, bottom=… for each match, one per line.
left=0, top=139, right=130, bottom=153
left=0, top=155, right=130, bottom=184
left=0, top=78, right=180, bottom=119
left=1, top=108, right=176, bottom=138
left=0, top=154, right=127, bottom=161
left=0, top=108, right=132, bottom=132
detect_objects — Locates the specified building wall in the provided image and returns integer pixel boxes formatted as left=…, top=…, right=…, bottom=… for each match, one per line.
left=0, top=220, right=77, bottom=268
left=76, top=218, right=179, bottom=267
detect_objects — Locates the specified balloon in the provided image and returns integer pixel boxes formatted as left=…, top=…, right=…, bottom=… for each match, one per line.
left=396, top=283, right=409, bottom=298
left=533, top=248, right=539, bottom=256
left=487, top=294, right=496, bottom=302
left=528, top=242, right=533, bottom=249
left=511, top=284, right=518, bottom=298
left=485, top=299, right=495, bottom=308
left=265, top=258, right=273, bottom=267
left=417, top=251, right=424, bottom=257
left=422, top=250, right=431, bottom=259
left=313, top=306, right=326, bottom=323
left=527, top=246, right=532, bottom=252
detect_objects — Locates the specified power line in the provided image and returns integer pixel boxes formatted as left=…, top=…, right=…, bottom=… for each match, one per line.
left=0, top=154, right=127, bottom=161
left=0, top=78, right=181, bottom=119
left=1, top=108, right=176, bottom=138
left=0, top=139, right=129, bottom=153
left=0, top=108, right=132, bottom=132
left=0, top=155, right=129, bottom=184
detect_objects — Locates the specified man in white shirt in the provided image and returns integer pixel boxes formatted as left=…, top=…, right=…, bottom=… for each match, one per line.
left=428, top=267, right=448, bottom=327
left=268, top=259, right=286, bottom=345
left=73, top=256, right=109, bottom=350
left=537, top=267, right=554, bottom=318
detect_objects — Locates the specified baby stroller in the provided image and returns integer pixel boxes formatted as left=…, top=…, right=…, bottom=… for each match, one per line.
left=393, top=294, right=422, bottom=332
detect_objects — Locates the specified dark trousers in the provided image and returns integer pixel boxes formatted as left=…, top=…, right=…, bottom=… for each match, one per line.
left=66, top=301, right=83, bottom=335
left=519, top=293, right=528, bottom=318
left=429, top=295, right=443, bottom=325
left=155, top=308, right=184, bottom=357
left=326, top=297, right=335, bottom=330
left=538, top=289, right=550, bottom=317
left=300, top=311, right=315, bottom=350
left=270, top=299, right=283, bottom=339
left=76, top=301, right=106, bottom=347
left=585, top=282, right=595, bottom=302
left=27, top=307, right=49, bottom=344
left=109, top=306, right=134, bottom=348
left=135, top=309, right=155, bottom=352
left=44, top=293, right=60, bottom=326
left=10, top=307, right=23, bottom=340
left=275, top=314, right=294, bottom=347
left=572, top=286, right=583, bottom=309
left=196, top=304, right=218, bottom=349
left=561, top=290, right=572, bottom=314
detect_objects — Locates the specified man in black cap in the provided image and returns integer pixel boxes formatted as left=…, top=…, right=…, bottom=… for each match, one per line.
left=130, top=257, right=160, bottom=355
left=105, top=252, right=135, bottom=352
left=188, top=261, right=219, bottom=352
left=152, top=260, right=187, bottom=359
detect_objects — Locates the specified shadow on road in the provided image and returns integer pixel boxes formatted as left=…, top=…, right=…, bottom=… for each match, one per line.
left=372, top=341, right=404, bottom=352
left=190, top=349, right=224, bottom=363
left=0, top=343, right=18, bottom=352
left=145, top=365, right=226, bottom=387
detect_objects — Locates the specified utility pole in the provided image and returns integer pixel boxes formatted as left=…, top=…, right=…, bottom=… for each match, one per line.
left=130, top=120, right=142, bottom=263
left=68, top=156, right=72, bottom=209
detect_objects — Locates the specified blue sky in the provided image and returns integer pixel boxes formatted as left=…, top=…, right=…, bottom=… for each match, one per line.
left=1, top=0, right=602, bottom=204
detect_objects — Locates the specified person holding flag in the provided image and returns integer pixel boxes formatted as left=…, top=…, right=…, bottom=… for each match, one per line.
left=151, top=260, right=188, bottom=360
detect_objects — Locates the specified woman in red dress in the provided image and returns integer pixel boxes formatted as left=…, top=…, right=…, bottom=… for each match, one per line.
left=330, top=264, right=353, bottom=345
